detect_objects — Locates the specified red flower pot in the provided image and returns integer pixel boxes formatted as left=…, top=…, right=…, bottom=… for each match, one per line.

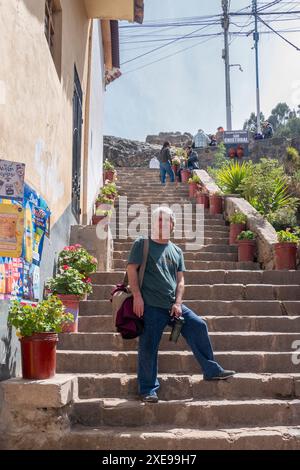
left=209, top=194, right=223, bottom=215
left=230, top=223, right=246, bottom=245
left=57, top=294, right=80, bottom=333
left=189, top=182, right=198, bottom=198
left=20, top=333, right=58, bottom=380
left=275, top=242, right=297, bottom=270
left=104, top=170, right=115, bottom=182
left=92, top=214, right=109, bottom=225
left=238, top=239, right=256, bottom=262
left=196, top=192, right=209, bottom=209
left=181, top=169, right=191, bottom=183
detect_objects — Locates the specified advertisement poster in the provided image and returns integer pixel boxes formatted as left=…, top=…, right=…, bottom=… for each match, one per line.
left=223, top=130, right=249, bottom=158
left=0, top=257, right=23, bottom=300
left=0, top=203, right=24, bottom=258
left=0, top=159, right=25, bottom=201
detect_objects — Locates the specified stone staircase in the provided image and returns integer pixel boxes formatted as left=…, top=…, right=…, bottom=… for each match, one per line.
left=57, top=168, right=300, bottom=450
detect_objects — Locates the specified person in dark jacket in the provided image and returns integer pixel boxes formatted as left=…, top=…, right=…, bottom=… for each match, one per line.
left=158, top=141, right=175, bottom=185
left=186, top=147, right=200, bottom=170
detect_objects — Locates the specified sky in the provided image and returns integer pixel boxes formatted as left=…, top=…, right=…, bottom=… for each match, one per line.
left=104, top=0, right=300, bottom=141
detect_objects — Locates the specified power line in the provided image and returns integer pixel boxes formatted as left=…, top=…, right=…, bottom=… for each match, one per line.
left=258, top=14, right=300, bottom=49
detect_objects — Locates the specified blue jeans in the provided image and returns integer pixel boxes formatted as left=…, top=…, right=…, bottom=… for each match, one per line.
left=160, top=162, right=175, bottom=184
left=138, top=304, right=224, bottom=396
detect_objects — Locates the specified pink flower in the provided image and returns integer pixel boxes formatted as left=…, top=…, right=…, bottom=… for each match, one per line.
left=74, top=244, right=82, bottom=249
left=63, top=246, right=70, bottom=251
left=92, top=257, right=98, bottom=264
left=62, top=265, right=70, bottom=271
left=84, top=277, right=92, bottom=284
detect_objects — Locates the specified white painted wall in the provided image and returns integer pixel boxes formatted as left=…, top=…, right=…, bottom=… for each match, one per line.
left=87, top=20, right=105, bottom=222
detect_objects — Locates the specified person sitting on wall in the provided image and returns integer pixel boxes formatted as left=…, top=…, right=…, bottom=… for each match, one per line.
left=262, top=121, right=274, bottom=139
left=209, top=134, right=217, bottom=146
left=216, top=126, right=225, bottom=144
left=177, top=146, right=200, bottom=182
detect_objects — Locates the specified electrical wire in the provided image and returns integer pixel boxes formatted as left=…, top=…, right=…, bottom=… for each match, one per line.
left=258, top=14, right=300, bottom=49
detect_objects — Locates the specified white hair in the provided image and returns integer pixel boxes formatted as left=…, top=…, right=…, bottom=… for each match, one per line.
left=152, top=206, right=176, bottom=225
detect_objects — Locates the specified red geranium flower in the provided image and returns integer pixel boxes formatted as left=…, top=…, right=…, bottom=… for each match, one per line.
left=84, top=277, right=92, bottom=284
left=63, top=246, right=70, bottom=251
left=74, top=244, right=82, bottom=249
left=62, top=265, right=70, bottom=271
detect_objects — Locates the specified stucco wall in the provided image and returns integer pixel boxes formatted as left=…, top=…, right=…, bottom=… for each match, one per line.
left=85, top=19, right=105, bottom=224
left=0, top=0, right=90, bottom=226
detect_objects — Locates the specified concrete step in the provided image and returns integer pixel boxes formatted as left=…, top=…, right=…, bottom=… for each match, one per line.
left=91, top=270, right=300, bottom=286
left=90, top=284, right=300, bottom=301
left=57, top=350, right=300, bottom=374
left=71, top=398, right=300, bottom=428
left=115, top=218, right=226, bottom=227
left=113, top=251, right=237, bottom=261
left=58, top=332, right=300, bottom=352
left=76, top=372, right=300, bottom=400
left=78, top=313, right=300, bottom=333
left=79, top=300, right=300, bottom=319
left=60, top=424, right=300, bottom=450
left=112, top=238, right=231, bottom=250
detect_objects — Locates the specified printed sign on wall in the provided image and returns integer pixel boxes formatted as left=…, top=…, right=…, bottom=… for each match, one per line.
left=0, top=159, right=25, bottom=201
left=0, top=203, right=24, bottom=258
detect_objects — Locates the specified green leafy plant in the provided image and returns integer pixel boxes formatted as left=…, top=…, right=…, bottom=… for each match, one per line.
left=46, top=267, right=93, bottom=297
left=277, top=229, right=299, bottom=244
left=239, top=159, right=299, bottom=215
left=100, top=182, right=118, bottom=199
left=95, top=208, right=113, bottom=217
left=188, top=174, right=201, bottom=184
left=267, top=207, right=298, bottom=231
left=286, top=146, right=300, bottom=164
left=237, top=230, right=255, bottom=240
left=103, top=159, right=115, bottom=171
left=8, top=296, right=73, bottom=338
left=96, top=194, right=115, bottom=205
left=172, top=157, right=181, bottom=166
left=215, top=160, right=252, bottom=195
left=58, top=245, right=97, bottom=276
left=229, top=212, right=247, bottom=224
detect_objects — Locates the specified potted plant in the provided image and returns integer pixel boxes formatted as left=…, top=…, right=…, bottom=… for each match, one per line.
left=172, top=156, right=181, bottom=174
left=229, top=211, right=247, bottom=245
left=96, top=193, right=116, bottom=208
left=8, top=296, right=73, bottom=379
left=236, top=145, right=244, bottom=159
left=237, top=230, right=256, bottom=262
left=188, top=174, right=201, bottom=198
left=228, top=147, right=237, bottom=159
left=196, top=189, right=209, bottom=208
left=99, top=181, right=118, bottom=202
left=46, top=267, right=93, bottom=333
left=103, top=159, right=116, bottom=182
left=92, top=207, right=113, bottom=225
left=209, top=191, right=224, bottom=215
left=58, top=244, right=98, bottom=276
left=275, top=230, right=299, bottom=270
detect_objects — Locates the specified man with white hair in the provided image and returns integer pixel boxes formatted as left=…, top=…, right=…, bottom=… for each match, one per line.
left=127, top=206, right=235, bottom=403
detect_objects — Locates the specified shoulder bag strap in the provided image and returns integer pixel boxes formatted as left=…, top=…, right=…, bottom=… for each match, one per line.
left=123, top=238, right=149, bottom=288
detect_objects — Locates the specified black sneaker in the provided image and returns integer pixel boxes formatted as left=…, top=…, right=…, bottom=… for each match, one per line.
left=204, top=370, right=236, bottom=381
left=140, top=394, right=159, bottom=403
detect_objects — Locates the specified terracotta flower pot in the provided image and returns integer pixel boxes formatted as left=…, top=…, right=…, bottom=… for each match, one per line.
left=57, top=294, right=81, bottom=333
left=92, top=214, right=109, bottom=225
left=104, top=170, right=115, bottom=182
left=20, top=333, right=58, bottom=380
left=237, top=239, right=256, bottom=262
left=196, top=192, right=209, bottom=209
left=275, top=242, right=297, bottom=270
left=189, top=182, right=198, bottom=198
left=236, top=147, right=244, bottom=158
left=209, top=194, right=223, bottom=215
left=181, top=169, right=191, bottom=183
left=230, top=223, right=246, bottom=245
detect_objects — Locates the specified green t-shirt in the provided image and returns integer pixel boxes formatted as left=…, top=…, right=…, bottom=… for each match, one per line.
left=127, top=237, right=186, bottom=310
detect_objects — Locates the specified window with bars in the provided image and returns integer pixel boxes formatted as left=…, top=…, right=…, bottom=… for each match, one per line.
left=44, top=0, right=62, bottom=78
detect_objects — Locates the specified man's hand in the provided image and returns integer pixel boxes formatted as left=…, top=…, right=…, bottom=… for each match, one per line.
left=133, top=292, right=144, bottom=318
left=170, top=303, right=182, bottom=318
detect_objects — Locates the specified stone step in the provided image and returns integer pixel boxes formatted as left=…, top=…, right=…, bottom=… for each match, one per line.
left=112, top=249, right=237, bottom=261
left=114, top=218, right=226, bottom=227
left=60, top=424, right=300, bottom=450
left=57, top=351, right=299, bottom=374
left=90, top=284, right=300, bottom=301
left=113, top=253, right=238, bottom=264
left=71, top=398, right=300, bottom=428
left=76, top=372, right=300, bottom=400
left=80, top=300, right=300, bottom=319
left=112, top=238, right=230, bottom=250
left=78, top=314, right=300, bottom=333
left=91, top=270, right=300, bottom=285
left=114, top=258, right=256, bottom=270
left=58, top=332, right=300, bottom=352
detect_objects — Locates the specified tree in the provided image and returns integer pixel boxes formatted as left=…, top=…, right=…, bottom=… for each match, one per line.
left=267, top=102, right=291, bottom=131
left=243, top=112, right=265, bottom=132
left=276, top=117, right=300, bottom=138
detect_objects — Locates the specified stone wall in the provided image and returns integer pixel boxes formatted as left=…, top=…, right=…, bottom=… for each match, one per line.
left=104, top=135, right=300, bottom=169
left=146, top=132, right=193, bottom=148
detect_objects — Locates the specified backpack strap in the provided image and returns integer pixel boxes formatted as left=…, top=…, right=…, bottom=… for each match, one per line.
left=123, top=238, right=149, bottom=288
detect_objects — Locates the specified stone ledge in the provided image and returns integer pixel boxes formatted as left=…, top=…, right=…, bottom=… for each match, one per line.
left=0, top=374, right=78, bottom=408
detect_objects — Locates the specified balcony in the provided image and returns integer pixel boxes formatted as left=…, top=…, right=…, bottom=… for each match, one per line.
left=84, top=0, right=144, bottom=23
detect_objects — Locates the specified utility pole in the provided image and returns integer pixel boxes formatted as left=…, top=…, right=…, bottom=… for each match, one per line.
left=253, top=0, right=262, bottom=134
left=222, top=0, right=232, bottom=131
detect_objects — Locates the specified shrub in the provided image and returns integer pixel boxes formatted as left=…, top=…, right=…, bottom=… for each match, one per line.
left=229, top=212, right=247, bottom=224
left=277, top=229, right=299, bottom=244
left=8, top=296, right=73, bottom=337
left=239, top=158, right=299, bottom=215
left=267, top=207, right=298, bottom=231
left=188, top=174, right=201, bottom=184
left=237, top=230, right=255, bottom=240
left=286, top=146, right=300, bottom=164
left=215, top=160, right=252, bottom=195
